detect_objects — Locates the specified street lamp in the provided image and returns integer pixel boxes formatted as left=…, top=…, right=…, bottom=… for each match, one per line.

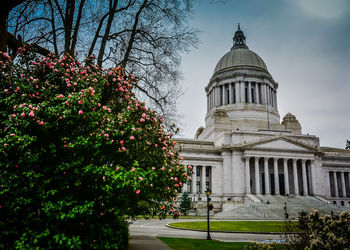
left=205, top=188, right=211, bottom=240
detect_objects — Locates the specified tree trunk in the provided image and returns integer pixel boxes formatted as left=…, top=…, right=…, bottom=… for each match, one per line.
left=121, top=0, right=147, bottom=68
left=0, top=13, right=8, bottom=52
left=97, top=0, right=119, bottom=67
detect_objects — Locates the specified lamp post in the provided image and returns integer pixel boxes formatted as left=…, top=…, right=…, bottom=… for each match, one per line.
left=205, top=189, right=211, bottom=240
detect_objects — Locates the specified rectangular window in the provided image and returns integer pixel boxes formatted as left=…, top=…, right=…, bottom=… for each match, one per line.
left=196, top=167, right=200, bottom=177
left=258, top=84, right=262, bottom=104
left=226, top=86, right=230, bottom=104
left=232, top=85, right=236, bottom=103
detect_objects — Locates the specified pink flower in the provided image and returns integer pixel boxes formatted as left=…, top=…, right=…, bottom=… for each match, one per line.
left=169, top=133, right=173, bottom=138
left=141, top=113, right=146, bottom=118
left=140, top=118, right=145, bottom=122
left=3, top=143, right=8, bottom=146
left=188, top=165, right=192, bottom=169
left=39, top=121, right=44, bottom=125
left=78, top=110, right=83, bottom=115
left=100, top=212, right=104, bottom=216
left=122, top=147, right=126, bottom=151
left=120, top=140, right=124, bottom=144
left=10, top=133, right=15, bottom=136
left=162, top=146, right=166, bottom=150
left=139, top=177, right=143, bottom=181
left=150, top=184, right=153, bottom=187
left=161, top=205, right=165, bottom=210
left=21, top=113, right=25, bottom=117
left=130, top=136, right=134, bottom=140
left=136, top=190, right=141, bottom=194
left=174, top=184, right=179, bottom=187
left=12, top=114, right=16, bottom=118
left=131, top=167, right=135, bottom=172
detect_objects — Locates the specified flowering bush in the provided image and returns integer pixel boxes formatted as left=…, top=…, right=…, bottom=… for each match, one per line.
left=0, top=48, right=187, bottom=249
left=283, top=210, right=350, bottom=250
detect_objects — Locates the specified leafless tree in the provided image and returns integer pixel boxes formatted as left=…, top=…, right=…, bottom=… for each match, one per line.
left=6, top=0, right=198, bottom=125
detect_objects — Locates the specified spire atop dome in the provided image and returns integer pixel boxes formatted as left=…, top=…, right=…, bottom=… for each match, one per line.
left=232, top=23, right=248, bottom=50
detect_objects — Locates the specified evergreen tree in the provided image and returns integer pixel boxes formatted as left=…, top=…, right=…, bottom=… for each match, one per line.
left=179, top=192, right=192, bottom=216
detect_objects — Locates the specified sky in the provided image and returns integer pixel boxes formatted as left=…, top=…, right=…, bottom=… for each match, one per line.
left=177, top=0, right=350, bottom=149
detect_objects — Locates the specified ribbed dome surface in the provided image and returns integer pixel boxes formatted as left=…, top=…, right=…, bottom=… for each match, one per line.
left=214, top=48, right=267, bottom=73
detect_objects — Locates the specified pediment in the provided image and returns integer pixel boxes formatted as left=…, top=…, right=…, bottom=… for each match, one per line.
left=244, top=137, right=315, bottom=152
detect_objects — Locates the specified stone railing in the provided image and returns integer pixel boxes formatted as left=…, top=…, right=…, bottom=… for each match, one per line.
left=315, top=195, right=332, bottom=204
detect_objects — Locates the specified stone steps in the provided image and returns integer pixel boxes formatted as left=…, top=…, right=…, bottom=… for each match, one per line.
left=214, top=195, right=350, bottom=219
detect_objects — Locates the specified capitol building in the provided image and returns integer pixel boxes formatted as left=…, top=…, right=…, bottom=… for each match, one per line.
left=178, top=25, right=350, bottom=216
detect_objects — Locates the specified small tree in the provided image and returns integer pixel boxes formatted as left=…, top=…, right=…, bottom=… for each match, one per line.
left=346, top=140, right=350, bottom=149
left=179, top=192, right=192, bottom=216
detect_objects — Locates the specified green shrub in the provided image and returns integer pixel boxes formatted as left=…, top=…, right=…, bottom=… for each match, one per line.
left=0, top=48, right=187, bottom=248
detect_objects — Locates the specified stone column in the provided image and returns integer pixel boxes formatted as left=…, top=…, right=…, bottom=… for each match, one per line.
left=293, top=159, right=299, bottom=195
left=245, top=156, right=251, bottom=194
left=222, top=85, right=225, bottom=105
left=274, top=158, right=280, bottom=195
left=247, top=82, right=252, bottom=103
left=241, top=81, right=245, bottom=103
left=207, top=93, right=209, bottom=112
left=255, top=83, right=260, bottom=104
left=229, top=83, right=233, bottom=104
left=283, top=159, right=290, bottom=195
left=274, top=91, right=278, bottom=110
left=235, top=82, right=240, bottom=103
left=255, top=157, right=260, bottom=194
left=302, top=160, right=308, bottom=195
left=341, top=172, right=346, bottom=198
left=192, top=165, right=197, bottom=194
left=222, top=151, right=232, bottom=194
left=201, top=166, right=206, bottom=194
left=261, top=84, right=266, bottom=104
left=182, top=181, right=187, bottom=193
left=333, top=171, right=339, bottom=197
left=214, top=86, right=218, bottom=107
left=310, top=160, right=316, bottom=195
left=326, top=171, right=331, bottom=197
left=264, top=158, right=270, bottom=194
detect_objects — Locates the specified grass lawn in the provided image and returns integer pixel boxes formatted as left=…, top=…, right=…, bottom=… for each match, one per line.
left=169, top=221, right=289, bottom=232
left=158, top=237, right=250, bottom=250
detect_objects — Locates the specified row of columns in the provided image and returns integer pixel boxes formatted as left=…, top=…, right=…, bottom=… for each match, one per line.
left=245, top=156, right=312, bottom=196
left=328, top=171, right=350, bottom=198
left=183, top=165, right=211, bottom=194
left=207, top=81, right=277, bottom=111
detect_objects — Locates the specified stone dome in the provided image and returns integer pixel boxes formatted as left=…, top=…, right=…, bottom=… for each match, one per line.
left=214, top=48, right=268, bottom=73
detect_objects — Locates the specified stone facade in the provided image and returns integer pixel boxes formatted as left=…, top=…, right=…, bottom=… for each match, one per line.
left=177, top=26, right=350, bottom=213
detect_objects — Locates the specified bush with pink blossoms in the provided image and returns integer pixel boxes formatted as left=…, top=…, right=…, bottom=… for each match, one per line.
left=0, top=48, right=187, bottom=249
